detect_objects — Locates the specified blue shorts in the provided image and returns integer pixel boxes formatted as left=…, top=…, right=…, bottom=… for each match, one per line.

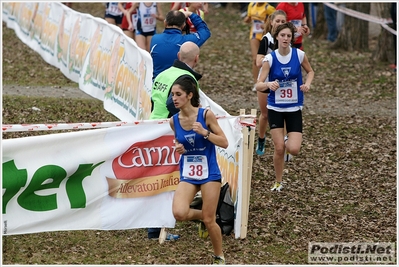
left=180, top=178, right=221, bottom=186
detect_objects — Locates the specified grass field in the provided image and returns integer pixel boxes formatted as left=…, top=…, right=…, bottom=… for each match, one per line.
left=2, top=3, right=397, bottom=265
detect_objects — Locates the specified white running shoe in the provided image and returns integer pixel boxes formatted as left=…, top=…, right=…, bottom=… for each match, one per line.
left=271, top=182, right=283, bottom=192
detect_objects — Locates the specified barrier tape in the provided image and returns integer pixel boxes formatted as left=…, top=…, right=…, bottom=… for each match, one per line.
left=2, top=115, right=257, bottom=132
left=324, top=3, right=396, bottom=35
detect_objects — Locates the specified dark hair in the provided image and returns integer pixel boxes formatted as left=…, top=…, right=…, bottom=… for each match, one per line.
left=172, top=75, right=199, bottom=107
left=165, top=10, right=186, bottom=28
left=273, top=22, right=296, bottom=48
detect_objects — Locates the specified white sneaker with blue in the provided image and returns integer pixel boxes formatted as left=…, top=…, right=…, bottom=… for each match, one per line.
left=154, top=228, right=180, bottom=244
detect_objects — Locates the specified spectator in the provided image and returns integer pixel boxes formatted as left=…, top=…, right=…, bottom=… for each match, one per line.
left=323, top=3, right=338, bottom=42
left=276, top=2, right=310, bottom=50
left=150, top=10, right=211, bottom=80
left=150, top=41, right=202, bottom=119
left=309, top=3, right=318, bottom=36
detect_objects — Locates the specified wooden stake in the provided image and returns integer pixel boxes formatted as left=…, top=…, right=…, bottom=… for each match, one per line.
left=239, top=109, right=256, bottom=239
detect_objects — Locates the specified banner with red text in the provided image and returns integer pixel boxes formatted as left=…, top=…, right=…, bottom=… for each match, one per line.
left=2, top=117, right=243, bottom=236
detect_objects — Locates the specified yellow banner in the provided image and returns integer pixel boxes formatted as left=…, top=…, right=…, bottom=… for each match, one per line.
left=107, top=171, right=180, bottom=198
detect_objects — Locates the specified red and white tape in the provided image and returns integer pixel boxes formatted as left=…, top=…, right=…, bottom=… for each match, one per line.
left=1, top=121, right=164, bottom=132
left=324, top=3, right=396, bottom=36
left=2, top=115, right=256, bottom=132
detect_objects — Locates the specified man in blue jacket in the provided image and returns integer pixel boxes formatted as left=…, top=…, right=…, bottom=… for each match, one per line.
left=150, top=9, right=211, bottom=80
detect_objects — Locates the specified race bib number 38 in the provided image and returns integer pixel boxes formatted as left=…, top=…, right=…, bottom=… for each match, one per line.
left=276, top=81, right=298, bottom=104
left=182, top=155, right=209, bottom=180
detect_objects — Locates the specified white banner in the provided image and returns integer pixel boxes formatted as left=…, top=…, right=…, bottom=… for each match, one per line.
left=2, top=117, right=244, bottom=236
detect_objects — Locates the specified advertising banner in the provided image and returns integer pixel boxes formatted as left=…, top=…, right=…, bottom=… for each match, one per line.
left=2, top=117, right=243, bottom=236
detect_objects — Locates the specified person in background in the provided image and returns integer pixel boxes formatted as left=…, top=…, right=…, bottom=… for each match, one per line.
left=309, top=3, right=318, bottom=37
left=180, top=2, right=206, bottom=33
left=150, top=41, right=202, bottom=120
left=255, top=9, right=287, bottom=156
left=276, top=2, right=310, bottom=50
left=255, top=22, right=314, bottom=192
left=150, top=9, right=211, bottom=80
left=119, top=2, right=137, bottom=40
left=133, top=2, right=164, bottom=52
left=243, top=2, right=276, bottom=92
left=104, top=2, right=124, bottom=28
left=169, top=75, right=229, bottom=265
left=323, top=3, right=338, bottom=42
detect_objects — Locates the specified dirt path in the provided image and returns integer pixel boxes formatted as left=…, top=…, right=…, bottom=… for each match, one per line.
left=3, top=84, right=396, bottom=118
left=2, top=84, right=94, bottom=100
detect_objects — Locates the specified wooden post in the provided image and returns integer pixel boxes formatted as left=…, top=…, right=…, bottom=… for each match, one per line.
left=239, top=109, right=256, bottom=239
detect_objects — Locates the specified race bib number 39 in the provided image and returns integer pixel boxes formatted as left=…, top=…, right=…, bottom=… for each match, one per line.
left=276, top=81, right=298, bottom=104
left=182, top=155, right=209, bottom=180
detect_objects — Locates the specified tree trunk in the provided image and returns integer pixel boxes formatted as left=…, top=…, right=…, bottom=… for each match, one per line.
left=332, top=3, right=370, bottom=51
left=372, top=3, right=395, bottom=63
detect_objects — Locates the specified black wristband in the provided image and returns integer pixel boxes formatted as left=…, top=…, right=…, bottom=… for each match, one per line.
left=204, top=130, right=211, bottom=139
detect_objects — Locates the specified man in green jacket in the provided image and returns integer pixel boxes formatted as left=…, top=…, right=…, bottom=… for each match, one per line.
left=150, top=41, right=202, bottom=119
